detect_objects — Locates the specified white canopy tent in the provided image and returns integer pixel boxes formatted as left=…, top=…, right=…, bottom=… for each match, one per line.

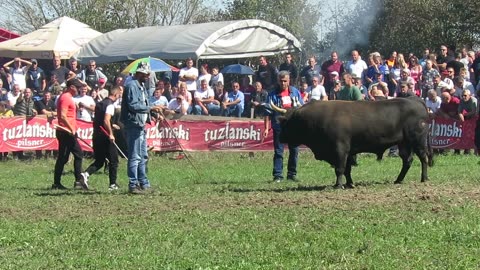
left=76, top=20, right=301, bottom=64
left=0, top=16, right=102, bottom=59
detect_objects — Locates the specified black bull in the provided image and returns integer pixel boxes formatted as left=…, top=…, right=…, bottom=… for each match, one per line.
left=271, top=98, right=433, bottom=188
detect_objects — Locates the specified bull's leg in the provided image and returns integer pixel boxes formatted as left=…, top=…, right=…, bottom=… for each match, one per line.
left=413, top=145, right=429, bottom=182
left=333, top=152, right=348, bottom=189
left=394, top=144, right=413, bottom=184
left=344, top=155, right=355, bottom=189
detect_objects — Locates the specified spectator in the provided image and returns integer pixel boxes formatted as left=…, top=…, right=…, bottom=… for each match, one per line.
left=298, top=81, right=310, bottom=103
left=422, top=60, right=440, bottom=97
left=300, top=56, right=321, bottom=86
left=396, top=69, right=416, bottom=95
left=425, top=89, right=442, bottom=116
left=447, top=52, right=465, bottom=77
left=35, top=91, right=56, bottom=117
left=397, top=82, right=415, bottom=98
left=68, top=57, right=82, bottom=76
left=279, top=53, right=298, bottom=85
left=441, top=69, right=455, bottom=90
left=250, top=81, right=268, bottom=118
left=197, top=64, right=211, bottom=87
left=453, top=76, right=474, bottom=98
left=210, top=66, right=224, bottom=88
left=321, top=51, right=345, bottom=94
left=263, top=70, right=304, bottom=182
left=436, top=92, right=460, bottom=120
left=192, top=79, right=220, bottom=116
left=178, top=82, right=193, bottom=114
left=7, top=84, right=21, bottom=107
left=345, top=50, right=368, bottom=85
left=308, top=75, right=328, bottom=101
left=222, top=81, right=245, bottom=118
left=388, top=53, right=408, bottom=96
left=74, top=85, right=96, bottom=122
left=149, top=88, right=168, bottom=108
left=386, top=51, right=397, bottom=69
left=419, top=49, right=430, bottom=69
left=409, top=55, right=423, bottom=95
left=334, top=73, right=362, bottom=101
left=78, top=60, right=107, bottom=91
left=436, top=45, right=454, bottom=72
left=0, top=80, right=8, bottom=102
left=179, top=58, right=199, bottom=95
left=3, top=57, right=31, bottom=90
left=26, top=59, right=46, bottom=95
left=0, top=67, right=10, bottom=92
left=47, top=74, right=63, bottom=96
left=0, top=101, right=13, bottom=118
left=163, top=80, right=173, bottom=101
left=458, top=89, right=477, bottom=122
left=256, top=56, right=277, bottom=90
left=49, top=56, right=76, bottom=86
left=369, top=83, right=388, bottom=101
left=165, top=94, right=189, bottom=116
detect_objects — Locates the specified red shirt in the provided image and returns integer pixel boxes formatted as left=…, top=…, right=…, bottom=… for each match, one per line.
left=280, top=89, right=292, bottom=109
left=440, top=96, right=460, bottom=117
left=56, top=91, right=77, bottom=133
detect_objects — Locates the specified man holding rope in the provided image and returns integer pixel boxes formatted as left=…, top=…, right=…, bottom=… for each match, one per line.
left=52, top=78, right=87, bottom=190
left=80, top=86, right=123, bottom=191
left=120, top=62, right=163, bottom=194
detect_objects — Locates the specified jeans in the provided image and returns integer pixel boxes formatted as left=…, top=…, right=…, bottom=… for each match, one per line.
left=272, top=127, right=298, bottom=178
left=54, top=130, right=83, bottom=185
left=125, top=127, right=150, bottom=189
left=85, top=131, right=119, bottom=185
left=223, top=104, right=244, bottom=118
left=192, top=103, right=221, bottom=116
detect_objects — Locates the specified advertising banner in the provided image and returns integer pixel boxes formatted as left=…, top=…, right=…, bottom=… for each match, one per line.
left=0, top=116, right=476, bottom=152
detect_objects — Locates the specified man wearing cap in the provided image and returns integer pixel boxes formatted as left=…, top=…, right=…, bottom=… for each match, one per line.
left=120, top=62, right=163, bottom=193
left=52, top=78, right=87, bottom=190
left=3, top=57, right=31, bottom=90
left=25, top=59, right=46, bottom=95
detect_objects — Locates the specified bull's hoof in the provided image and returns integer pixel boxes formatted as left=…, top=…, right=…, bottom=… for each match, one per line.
left=333, top=184, right=344, bottom=190
left=393, top=180, right=403, bottom=185
left=344, top=183, right=355, bottom=189
left=421, top=178, right=428, bottom=183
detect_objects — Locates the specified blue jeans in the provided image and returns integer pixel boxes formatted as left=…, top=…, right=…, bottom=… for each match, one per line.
left=192, top=103, right=221, bottom=116
left=125, top=127, right=150, bottom=189
left=223, top=104, right=244, bottom=117
left=272, top=127, right=299, bottom=178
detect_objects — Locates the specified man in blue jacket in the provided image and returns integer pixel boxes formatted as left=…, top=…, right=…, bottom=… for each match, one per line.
left=120, top=62, right=162, bottom=193
left=263, top=70, right=304, bottom=182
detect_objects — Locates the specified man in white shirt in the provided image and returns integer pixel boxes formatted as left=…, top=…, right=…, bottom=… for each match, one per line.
left=166, top=94, right=189, bottom=115
left=3, top=57, right=31, bottom=90
left=74, top=85, right=96, bottom=122
left=179, top=58, right=199, bottom=93
left=308, top=75, right=328, bottom=101
left=192, top=79, right=220, bottom=115
left=345, top=50, right=368, bottom=84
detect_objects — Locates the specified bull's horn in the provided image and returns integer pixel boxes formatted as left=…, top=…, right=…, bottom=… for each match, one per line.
left=270, top=100, right=287, bottom=114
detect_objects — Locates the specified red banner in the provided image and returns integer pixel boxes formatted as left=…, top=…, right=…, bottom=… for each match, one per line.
left=0, top=116, right=476, bottom=152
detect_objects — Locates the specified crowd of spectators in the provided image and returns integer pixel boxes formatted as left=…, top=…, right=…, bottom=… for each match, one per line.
left=1, top=45, right=479, bottom=159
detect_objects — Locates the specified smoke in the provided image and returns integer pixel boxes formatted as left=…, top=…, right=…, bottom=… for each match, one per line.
left=317, top=0, right=382, bottom=61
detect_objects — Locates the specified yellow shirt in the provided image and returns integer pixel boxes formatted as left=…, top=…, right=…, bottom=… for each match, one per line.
left=0, top=109, right=14, bottom=118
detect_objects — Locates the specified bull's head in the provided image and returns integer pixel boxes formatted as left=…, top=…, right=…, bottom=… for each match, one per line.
left=268, top=101, right=301, bottom=145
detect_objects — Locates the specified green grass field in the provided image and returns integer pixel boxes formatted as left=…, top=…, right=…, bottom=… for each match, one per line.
left=1, top=151, right=480, bottom=269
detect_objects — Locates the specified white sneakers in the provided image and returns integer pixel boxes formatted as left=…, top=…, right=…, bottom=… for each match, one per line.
left=79, top=172, right=89, bottom=189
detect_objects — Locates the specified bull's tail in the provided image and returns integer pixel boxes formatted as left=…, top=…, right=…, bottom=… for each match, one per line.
left=426, top=128, right=434, bottom=167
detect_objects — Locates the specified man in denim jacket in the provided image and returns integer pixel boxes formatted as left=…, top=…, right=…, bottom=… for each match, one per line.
left=120, top=62, right=162, bottom=193
left=263, top=71, right=304, bottom=182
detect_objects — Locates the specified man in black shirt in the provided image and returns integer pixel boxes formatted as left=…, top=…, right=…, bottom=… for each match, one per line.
left=49, top=56, right=76, bottom=86
left=278, top=53, right=298, bottom=86
left=80, top=87, right=122, bottom=191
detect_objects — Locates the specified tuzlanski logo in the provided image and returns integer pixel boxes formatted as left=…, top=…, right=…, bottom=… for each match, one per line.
left=429, top=120, right=462, bottom=137
left=147, top=124, right=190, bottom=140
left=2, top=120, right=56, bottom=141
left=204, top=123, right=261, bottom=142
